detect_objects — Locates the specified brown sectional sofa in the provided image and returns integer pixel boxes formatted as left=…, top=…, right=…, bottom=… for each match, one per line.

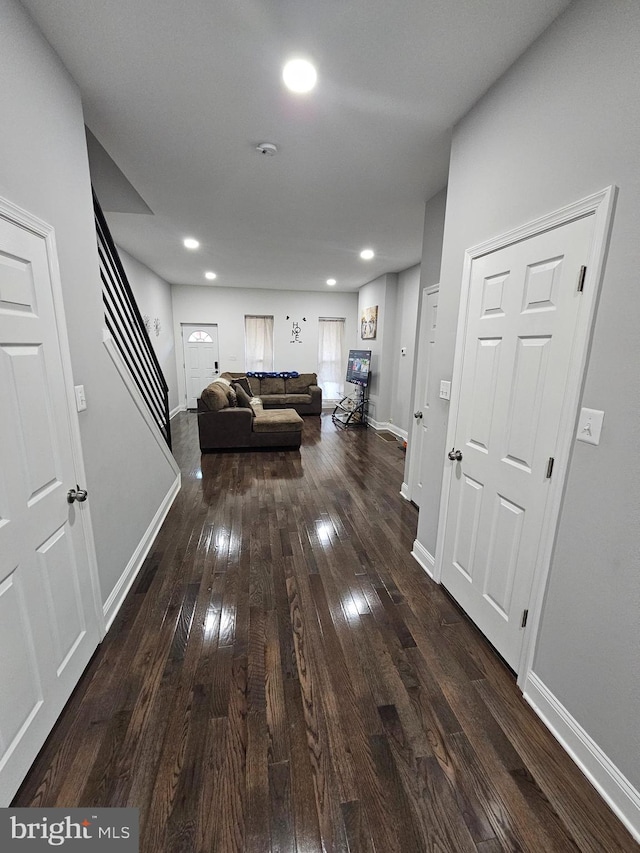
left=220, top=372, right=322, bottom=415
left=197, top=378, right=304, bottom=450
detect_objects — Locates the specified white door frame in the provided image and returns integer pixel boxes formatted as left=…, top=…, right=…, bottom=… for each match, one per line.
left=404, top=284, right=439, bottom=504
left=181, top=322, right=219, bottom=408
left=0, top=196, right=105, bottom=638
left=433, top=186, right=616, bottom=687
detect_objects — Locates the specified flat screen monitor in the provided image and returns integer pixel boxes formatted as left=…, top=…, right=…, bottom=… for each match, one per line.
left=346, top=349, right=371, bottom=386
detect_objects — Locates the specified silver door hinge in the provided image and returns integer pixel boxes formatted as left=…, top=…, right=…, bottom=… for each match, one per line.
left=546, top=457, right=554, bottom=479
left=521, top=609, right=529, bottom=628
left=577, top=265, right=587, bottom=292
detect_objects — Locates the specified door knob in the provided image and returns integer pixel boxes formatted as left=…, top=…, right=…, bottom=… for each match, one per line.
left=414, top=411, right=423, bottom=419
left=67, top=485, right=88, bottom=504
left=447, top=448, right=463, bottom=462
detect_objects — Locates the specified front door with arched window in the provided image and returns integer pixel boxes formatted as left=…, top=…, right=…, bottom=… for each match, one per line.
left=182, top=323, right=220, bottom=408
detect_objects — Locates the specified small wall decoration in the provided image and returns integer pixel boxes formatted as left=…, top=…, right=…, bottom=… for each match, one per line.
left=153, top=317, right=162, bottom=337
left=143, top=314, right=151, bottom=335
left=361, top=305, right=378, bottom=340
left=286, top=315, right=306, bottom=343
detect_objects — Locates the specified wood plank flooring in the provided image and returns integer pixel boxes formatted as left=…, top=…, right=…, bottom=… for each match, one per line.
left=13, top=413, right=638, bottom=851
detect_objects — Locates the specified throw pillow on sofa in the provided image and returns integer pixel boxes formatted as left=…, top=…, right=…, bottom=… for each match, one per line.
left=233, top=383, right=252, bottom=408
left=234, top=376, right=254, bottom=396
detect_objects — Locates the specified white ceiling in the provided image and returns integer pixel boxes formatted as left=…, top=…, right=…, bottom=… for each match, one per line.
left=21, top=0, right=570, bottom=292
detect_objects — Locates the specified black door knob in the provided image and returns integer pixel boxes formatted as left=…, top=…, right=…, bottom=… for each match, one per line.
left=67, top=485, right=88, bottom=504
left=447, top=448, right=463, bottom=462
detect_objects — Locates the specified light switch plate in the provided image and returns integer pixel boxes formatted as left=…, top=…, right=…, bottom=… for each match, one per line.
left=439, top=380, right=451, bottom=401
left=74, top=384, right=87, bottom=412
left=576, top=407, right=604, bottom=445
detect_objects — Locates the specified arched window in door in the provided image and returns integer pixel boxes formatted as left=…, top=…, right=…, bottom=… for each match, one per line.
left=188, top=330, right=213, bottom=343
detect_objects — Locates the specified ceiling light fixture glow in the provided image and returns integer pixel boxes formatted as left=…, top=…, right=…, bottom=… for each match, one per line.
left=326, top=278, right=336, bottom=286
left=205, top=271, right=217, bottom=280
left=183, top=237, right=200, bottom=249
left=283, top=58, right=317, bottom=93
left=360, top=248, right=374, bottom=260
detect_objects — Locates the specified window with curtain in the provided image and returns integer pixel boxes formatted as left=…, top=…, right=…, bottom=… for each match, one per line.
left=244, top=315, right=274, bottom=371
left=317, top=317, right=345, bottom=400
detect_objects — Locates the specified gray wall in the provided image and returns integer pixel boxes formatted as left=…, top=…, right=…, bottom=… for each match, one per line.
left=357, top=273, right=398, bottom=425
left=417, top=0, right=640, bottom=791
left=0, top=0, right=178, bottom=609
left=408, top=188, right=447, bottom=537
left=389, top=264, right=421, bottom=435
left=119, top=247, right=179, bottom=413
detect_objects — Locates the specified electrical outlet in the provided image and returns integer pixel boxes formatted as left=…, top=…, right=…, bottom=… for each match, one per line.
left=74, top=384, right=87, bottom=412
left=439, top=380, right=451, bottom=401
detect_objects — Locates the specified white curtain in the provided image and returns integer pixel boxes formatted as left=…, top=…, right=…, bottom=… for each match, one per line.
left=317, top=318, right=345, bottom=400
left=244, top=315, right=274, bottom=371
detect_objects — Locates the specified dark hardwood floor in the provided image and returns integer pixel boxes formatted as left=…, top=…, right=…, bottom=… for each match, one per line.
left=13, top=412, right=638, bottom=851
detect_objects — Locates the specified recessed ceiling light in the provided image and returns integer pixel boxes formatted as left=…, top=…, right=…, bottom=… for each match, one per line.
left=183, top=237, right=199, bottom=249
left=360, top=248, right=374, bottom=260
left=283, top=58, right=317, bottom=93
left=205, top=271, right=217, bottom=280
left=326, top=278, right=336, bottom=286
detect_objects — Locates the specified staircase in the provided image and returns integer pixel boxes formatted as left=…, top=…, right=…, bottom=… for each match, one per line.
left=93, top=191, right=171, bottom=448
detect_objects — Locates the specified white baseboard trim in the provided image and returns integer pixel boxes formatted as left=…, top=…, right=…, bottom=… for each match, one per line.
left=170, top=404, right=185, bottom=419
left=103, top=474, right=181, bottom=632
left=368, top=419, right=408, bottom=441
left=400, top=482, right=411, bottom=501
left=524, top=671, right=640, bottom=843
left=411, top=539, right=436, bottom=580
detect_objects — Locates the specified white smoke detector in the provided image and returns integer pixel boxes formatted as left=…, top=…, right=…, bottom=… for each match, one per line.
left=256, top=142, right=278, bottom=156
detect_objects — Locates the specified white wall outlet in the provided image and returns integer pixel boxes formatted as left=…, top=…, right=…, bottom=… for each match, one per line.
left=439, top=380, right=451, bottom=401
left=74, top=384, right=87, bottom=412
left=576, top=407, right=604, bottom=445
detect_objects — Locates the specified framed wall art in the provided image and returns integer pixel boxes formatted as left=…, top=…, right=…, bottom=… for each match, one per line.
left=360, top=305, right=378, bottom=340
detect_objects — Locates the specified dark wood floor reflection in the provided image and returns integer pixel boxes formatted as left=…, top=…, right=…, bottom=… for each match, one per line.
left=14, top=413, right=637, bottom=851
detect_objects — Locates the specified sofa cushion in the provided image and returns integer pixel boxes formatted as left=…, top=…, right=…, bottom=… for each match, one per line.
left=285, top=373, right=317, bottom=393
left=201, top=382, right=229, bottom=411
left=259, top=376, right=285, bottom=395
left=210, top=377, right=238, bottom=407
left=252, top=409, right=303, bottom=433
left=263, top=394, right=312, bottom=406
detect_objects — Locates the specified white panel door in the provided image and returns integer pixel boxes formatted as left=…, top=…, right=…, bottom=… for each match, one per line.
left=182, top=324, right=219, bottom=408
left=440, top=215, right=595, bottom=670
left=0, top=211, right=100, bottom=804
left=408, top=286, right=438, bottom=507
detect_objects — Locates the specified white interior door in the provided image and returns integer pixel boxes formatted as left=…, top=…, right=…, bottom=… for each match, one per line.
left=182, top=324, right=219, bottom=408
left=0, top=206, right=101, bottom=804
left=440, top=214, right=595, bottom=671
left=408, top=286, right=438, bottom=507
